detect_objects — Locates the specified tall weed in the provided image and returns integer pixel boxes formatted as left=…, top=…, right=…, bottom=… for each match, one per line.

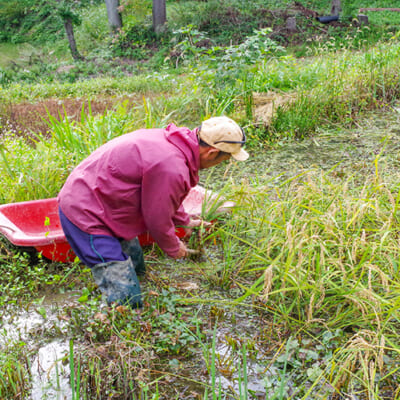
left=255, top=41, right=400, bottom=138
left=0, top=135, right=73, bottom=202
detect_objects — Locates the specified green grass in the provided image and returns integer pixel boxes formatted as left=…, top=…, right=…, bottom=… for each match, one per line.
left=0, top=43, right=20, bottom=68
left=230, top=165, right=400, bottom=327
left=0, top=134, right=73, bottom=202
left=2, top=0, right=400, bottom=88
left=0, top=344, right=31, bottom=399
left=0, top=73, right=178, bottom=102
left=2, top=40, right=400, bottom=170
left=0, top=42, right=41, bottom=68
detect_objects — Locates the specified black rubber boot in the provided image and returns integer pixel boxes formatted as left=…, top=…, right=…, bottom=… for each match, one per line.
left=121, top=237, right=146, bottom=275
left=91, top=257, right=142, bottom=309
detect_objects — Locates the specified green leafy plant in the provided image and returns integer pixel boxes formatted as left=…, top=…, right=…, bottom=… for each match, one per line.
left=169, top=24, right=211, bottom=67
left=220, top=28, right=285, bottom=69
left=0, top=342, right=31, bottom=399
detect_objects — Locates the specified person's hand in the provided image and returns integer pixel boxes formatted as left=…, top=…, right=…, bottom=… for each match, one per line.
left=189, top=216, right=212, bottom=228
left=183, top=216, right=212, bottom=238
left=174, top=240, right=187, bottom=259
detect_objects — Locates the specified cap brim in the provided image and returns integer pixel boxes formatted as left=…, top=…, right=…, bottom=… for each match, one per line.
left=231, top=148, right=249, bottom=161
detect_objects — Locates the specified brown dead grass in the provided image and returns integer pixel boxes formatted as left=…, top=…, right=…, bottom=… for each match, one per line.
left=254, top=91, right=297, bottom=126
left=1, top=97, right=138, bottom=138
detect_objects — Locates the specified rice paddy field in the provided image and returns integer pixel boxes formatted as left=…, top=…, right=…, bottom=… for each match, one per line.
left=1, top=108, right=400, bottom=399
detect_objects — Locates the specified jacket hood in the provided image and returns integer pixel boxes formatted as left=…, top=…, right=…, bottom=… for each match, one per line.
left=165, top=123, right=200, bottom=186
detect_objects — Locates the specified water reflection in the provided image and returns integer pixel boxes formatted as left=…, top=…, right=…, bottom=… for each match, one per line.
left=30, top=341, right=71, bottom=400
left=0, top=292, right=80, bottom=400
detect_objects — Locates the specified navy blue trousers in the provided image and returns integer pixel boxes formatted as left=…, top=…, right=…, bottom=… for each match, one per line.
left=58, top=207, right=127, bottom=267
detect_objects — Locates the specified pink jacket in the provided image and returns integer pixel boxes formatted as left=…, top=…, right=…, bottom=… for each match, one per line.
left=58, top=124, right=200, bottom=258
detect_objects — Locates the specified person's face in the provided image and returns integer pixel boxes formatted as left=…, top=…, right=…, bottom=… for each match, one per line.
left=199, top=146, right=231, bottom=169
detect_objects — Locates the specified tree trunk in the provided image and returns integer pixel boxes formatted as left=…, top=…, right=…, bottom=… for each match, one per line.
left=152, top=0, right=166, bottom=33
left=286, top=17, right=297, bottom=32
left=331, top=0, right=341, bottom=16
left=64, top=19, right=82, bottom=61
left=104, top=0, right=122, bottom=32
left=54, top=0, right=82, bottom=61
left=357, top=14, right=369, bottom=25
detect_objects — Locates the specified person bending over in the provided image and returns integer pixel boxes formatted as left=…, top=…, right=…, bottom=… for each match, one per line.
left=58, top=116, right=249, bottom=308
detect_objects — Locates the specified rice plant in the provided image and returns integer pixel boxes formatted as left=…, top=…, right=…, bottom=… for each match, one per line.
left=213, top=159, right=400, bottom=397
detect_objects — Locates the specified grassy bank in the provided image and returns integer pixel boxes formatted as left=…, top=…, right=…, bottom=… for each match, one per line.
left=1, top=40, right=400, bottom=186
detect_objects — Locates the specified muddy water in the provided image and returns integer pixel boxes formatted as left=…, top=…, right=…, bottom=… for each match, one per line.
left=213, top=328, right=277, bottom=396
left=1, top=292, right=80, bottom=400
left=2, top=109, right=400, bottom=399
left=30, top=341, right=71, bottom=400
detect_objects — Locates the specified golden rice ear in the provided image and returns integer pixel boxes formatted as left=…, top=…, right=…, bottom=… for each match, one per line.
left=262, top=264, right=273, bottom=301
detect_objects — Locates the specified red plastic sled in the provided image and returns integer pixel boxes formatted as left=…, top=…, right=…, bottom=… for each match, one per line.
left=0, top=185, right=232, bottom=262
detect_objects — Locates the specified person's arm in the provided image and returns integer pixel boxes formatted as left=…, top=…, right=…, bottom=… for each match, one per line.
left=172, top=203, right=190, bottom=227
left=141, top=164, right=190, bottom=258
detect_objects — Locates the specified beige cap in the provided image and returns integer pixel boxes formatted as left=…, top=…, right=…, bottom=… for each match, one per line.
left=199, top=116, right=249, bottom=161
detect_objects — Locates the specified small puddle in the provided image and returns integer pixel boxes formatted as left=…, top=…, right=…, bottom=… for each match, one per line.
left=1, top=291, right=80, bottom=343
left=213, top=332, right=274, bottom=398
left=0, top=291, right=80, bottom=400
left=30, top=340, right=71, bottom=400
